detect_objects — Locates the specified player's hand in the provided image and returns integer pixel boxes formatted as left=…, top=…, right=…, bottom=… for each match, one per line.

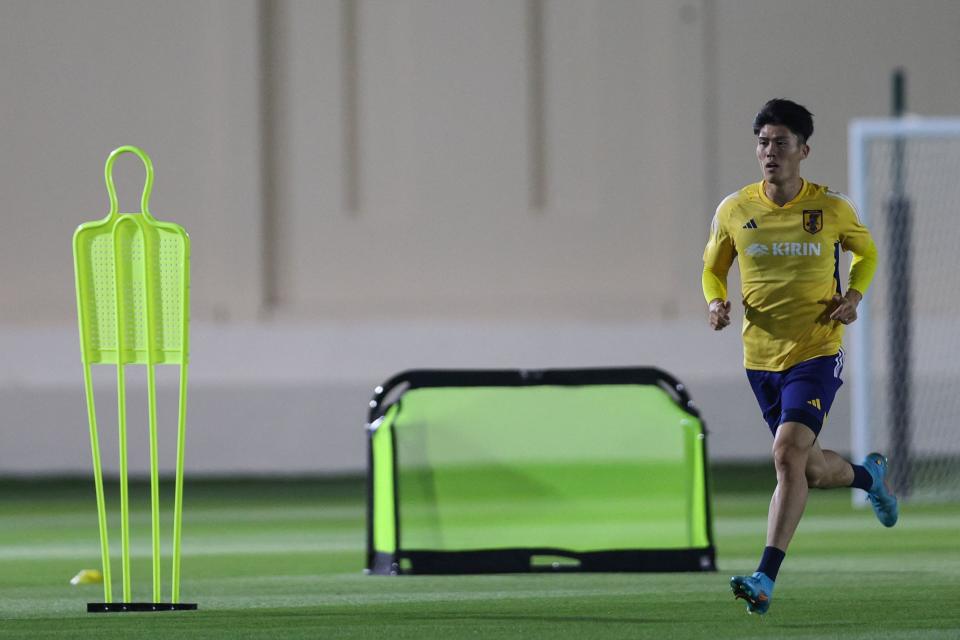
left=829, top=290, right=862, bottom=325
left=708, top=299, right=731, bottom=331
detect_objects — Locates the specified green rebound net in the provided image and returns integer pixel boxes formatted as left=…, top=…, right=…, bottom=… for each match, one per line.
left=366, top=368, right=715, bottom=574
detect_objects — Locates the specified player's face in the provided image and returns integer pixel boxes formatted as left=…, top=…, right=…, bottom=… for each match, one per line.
left=756, top=124, right=809, bottom=184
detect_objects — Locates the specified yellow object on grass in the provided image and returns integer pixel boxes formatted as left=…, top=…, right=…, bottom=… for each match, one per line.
left=73, top=146, right=191, bottom=607
left=70, top=569, right=103, bottom=586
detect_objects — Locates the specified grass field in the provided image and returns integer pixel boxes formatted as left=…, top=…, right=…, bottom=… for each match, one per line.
left=1, top=465, right=958, bottom=639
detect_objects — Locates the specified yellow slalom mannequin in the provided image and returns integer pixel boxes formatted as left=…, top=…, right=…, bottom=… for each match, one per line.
left=73, top=146, right=195, bottom=612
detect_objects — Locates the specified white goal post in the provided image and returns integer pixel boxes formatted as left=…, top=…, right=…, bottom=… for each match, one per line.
left=849, top=117, right=960, bottom=504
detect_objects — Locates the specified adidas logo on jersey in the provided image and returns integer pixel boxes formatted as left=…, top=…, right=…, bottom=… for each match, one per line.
left=742, top=219, right=758, bottom=229
left=807, top=398, right=822, bottom=410
left=744, top=242, right=822, bottom=257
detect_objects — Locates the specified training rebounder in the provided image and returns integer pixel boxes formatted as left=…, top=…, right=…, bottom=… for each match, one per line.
left=73, top=146, right=196, bottom=612
left=366, top=367, right=715, bottom=575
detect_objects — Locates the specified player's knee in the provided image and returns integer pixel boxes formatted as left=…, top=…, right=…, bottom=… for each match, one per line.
left=772, top=440, right=806, bottom=474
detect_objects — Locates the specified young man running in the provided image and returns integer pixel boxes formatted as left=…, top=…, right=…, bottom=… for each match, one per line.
left=701, top=99, right=899, bottom=615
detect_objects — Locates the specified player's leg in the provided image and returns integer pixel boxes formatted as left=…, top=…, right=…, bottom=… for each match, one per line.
left=802, top=440, right=897, bottom=529
left=773, top=351, right=844, bottom=489
left=732, top=356, right=836, bottom=614
left=732, top=420, right=817, bottom=613
left=803, top=442, right=896, bottom=524
left=733, top=352, right=895, bottom=614
left=803, top=441, right=874, bottom=491
left=731, top=420, right=814, bottom=615
left=804, top=441, right=855, bottom=488
left=767, top=421, right=816, bottom=549
left=731, top=370, right=787, bottom=614
left=796, top=351, right=898, bottom=525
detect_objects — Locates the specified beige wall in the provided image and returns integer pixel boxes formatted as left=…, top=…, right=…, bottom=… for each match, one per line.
left=0, top=0, right=264, bottom=326
left=6, top=0, right=960, bottom=326
left=2, top=0, right=959, bottom=473
left=263, top=0, right=710, bottom=322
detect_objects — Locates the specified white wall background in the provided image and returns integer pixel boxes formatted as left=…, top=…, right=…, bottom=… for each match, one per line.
left=2, top=0, right=959, bottom=475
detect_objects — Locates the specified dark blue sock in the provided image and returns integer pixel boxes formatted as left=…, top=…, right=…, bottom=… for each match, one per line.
left=756, top=546, right=785, bottom=581
left=849, top=464, right=873, bottom=491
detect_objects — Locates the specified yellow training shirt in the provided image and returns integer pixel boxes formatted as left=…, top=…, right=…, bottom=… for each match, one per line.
left=702, top=180, right=878, bottom=371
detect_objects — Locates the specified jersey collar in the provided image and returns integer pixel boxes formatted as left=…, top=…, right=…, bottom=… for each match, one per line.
left=757, top=179, right=809, bottom=209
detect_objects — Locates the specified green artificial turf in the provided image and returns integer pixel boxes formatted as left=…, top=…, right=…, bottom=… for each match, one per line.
left=0, top=465, right=958, bottom=639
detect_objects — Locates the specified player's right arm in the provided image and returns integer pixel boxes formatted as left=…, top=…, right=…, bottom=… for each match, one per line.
left=702, top=206, right=736, bottom=331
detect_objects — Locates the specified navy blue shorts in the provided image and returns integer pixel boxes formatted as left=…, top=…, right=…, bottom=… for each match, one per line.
left=746, top=349, right=844, bottom=437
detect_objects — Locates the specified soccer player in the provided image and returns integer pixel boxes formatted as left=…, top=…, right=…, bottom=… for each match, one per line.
left=701, top=99, right=899, bottom=615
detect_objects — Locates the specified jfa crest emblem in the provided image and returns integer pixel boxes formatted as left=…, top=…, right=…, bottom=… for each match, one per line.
left=803, top=210, right=823, bottom=235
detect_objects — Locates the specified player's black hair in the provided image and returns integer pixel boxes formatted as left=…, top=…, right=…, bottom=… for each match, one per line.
left=753, top=99, right=814, bottom=144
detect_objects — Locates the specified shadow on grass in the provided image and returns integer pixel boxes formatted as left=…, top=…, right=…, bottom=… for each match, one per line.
left=773, top=621, right=861, bottom=629
left=414, top=613, right=663, bottom=625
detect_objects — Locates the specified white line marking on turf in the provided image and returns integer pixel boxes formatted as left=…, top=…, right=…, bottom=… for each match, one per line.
left=715, top=511, right=960, bottom=535
left=0, top=538, right=362, bottom=560
left=0, top=505, right=363, bottom=528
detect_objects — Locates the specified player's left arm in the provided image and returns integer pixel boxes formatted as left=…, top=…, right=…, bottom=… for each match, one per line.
left=830, top=196, right=879, bottom=325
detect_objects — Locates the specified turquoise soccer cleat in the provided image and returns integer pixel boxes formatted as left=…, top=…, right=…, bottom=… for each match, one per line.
left=863, top=452, right=899, bottom=527
left=730, top=571, right=774, bottom=615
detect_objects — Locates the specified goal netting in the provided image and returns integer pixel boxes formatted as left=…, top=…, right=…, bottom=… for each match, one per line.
left=850, top=117, right=960, bottom=503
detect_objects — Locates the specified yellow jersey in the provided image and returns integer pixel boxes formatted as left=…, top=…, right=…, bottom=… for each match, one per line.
left=702, top=180, right=878, bottom=371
